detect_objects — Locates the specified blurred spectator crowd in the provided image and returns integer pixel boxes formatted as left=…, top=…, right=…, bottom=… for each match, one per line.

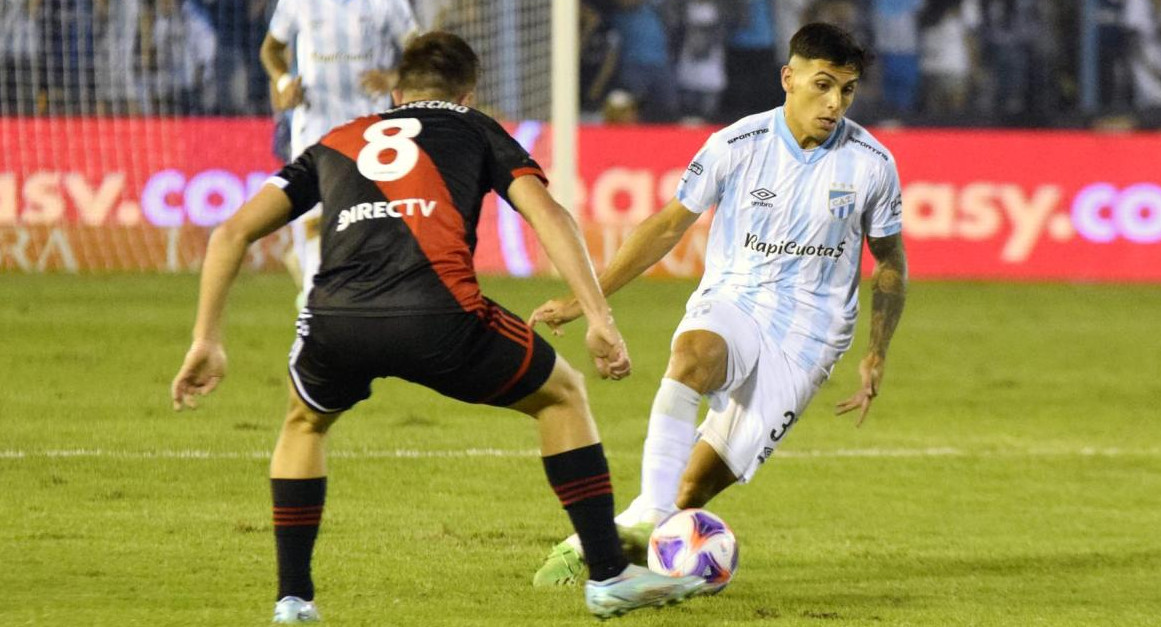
left=1, top=0, right=270, bottom=116
left=2, top=0, right=1161, bottom=128
left=584, top=0, right=1161, bottom=128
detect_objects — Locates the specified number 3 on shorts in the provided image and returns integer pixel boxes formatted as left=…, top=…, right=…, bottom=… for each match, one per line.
left=357, top=118, right=422, bottom=182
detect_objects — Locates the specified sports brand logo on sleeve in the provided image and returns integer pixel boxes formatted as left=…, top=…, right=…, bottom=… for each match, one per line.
left=828, top=185, right=856, bottom=220
left=889, top=194, right=903, bottom=217
left=687, top=161, right=704, bottom=176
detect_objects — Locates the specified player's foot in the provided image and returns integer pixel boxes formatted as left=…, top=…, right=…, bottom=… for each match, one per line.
left=584, top=564, right=706, bottom=619
left=618, top=522, right=654, bottom=566
left=533, top=522, right=657, bottom=587
left=273, top=596, right=321, bottom=623
left=533, top=540, right=587, bottom=587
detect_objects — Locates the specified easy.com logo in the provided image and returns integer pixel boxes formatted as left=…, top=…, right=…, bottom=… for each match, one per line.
left=1072, top=183, right=1161, bottom=243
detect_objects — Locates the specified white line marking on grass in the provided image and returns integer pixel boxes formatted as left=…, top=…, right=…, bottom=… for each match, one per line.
left=0, top=448, right=542, bottom=460
left=1, top=447, right=1159, bottom=461
left=777, top=446, right=1161, bottom=458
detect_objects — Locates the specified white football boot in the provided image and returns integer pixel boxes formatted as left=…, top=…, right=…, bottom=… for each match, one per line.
left=584, top=564, right=706, bottom=619
left=273, top=596, right=321, bottom=623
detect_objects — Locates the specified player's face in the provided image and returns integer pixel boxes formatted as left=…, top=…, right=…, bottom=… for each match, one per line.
left=781, top=56, right=860, bottom=148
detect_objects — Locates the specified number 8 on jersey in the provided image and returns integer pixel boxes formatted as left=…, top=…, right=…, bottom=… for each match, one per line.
left=357, top=118, right=422, bottom=181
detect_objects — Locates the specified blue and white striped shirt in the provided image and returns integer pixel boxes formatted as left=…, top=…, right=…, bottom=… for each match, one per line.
left=269, top=0, right=418, bottom=158
left=676, top=107, right=903, bottom=380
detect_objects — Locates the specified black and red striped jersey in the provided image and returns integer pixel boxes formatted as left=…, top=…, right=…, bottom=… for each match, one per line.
left=271, top=100, right=546, bottom=317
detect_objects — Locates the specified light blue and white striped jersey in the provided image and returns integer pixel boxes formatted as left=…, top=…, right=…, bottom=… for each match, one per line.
left=676, top=106, right=903, bottom=380
left=269, top=0, right=418, bottom=158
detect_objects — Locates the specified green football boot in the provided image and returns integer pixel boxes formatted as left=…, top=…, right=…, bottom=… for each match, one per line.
left=618, top=522, right=655, bottom=566
left=533, top=522, right=657, bottom=587
left=533, top=540, right=587, bottom=587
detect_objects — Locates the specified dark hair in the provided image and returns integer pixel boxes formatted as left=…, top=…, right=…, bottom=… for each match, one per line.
left=396, top=31, right=479, bottom=99
left=788, top=22, right=871, bottom=75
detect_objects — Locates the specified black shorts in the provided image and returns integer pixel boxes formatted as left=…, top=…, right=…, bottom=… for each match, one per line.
left=287, top=300, right=556, bottom=413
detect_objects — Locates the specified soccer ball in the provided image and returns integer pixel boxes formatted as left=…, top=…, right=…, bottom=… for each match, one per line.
left=647, top=508, right=738, bottom=593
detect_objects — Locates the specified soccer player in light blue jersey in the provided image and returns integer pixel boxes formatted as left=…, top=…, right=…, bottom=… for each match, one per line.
left=261, top=0, right=419, bottom=309
left=531, top=22, right=909, bottom=585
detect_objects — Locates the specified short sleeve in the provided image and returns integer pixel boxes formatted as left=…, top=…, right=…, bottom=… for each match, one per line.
left=267, top=148, right=321, bottom=221
left=675, top=132, right=729, bottom=214
left=863, top=161, right=904, bottom=239
left=267, top=0, right=297, bottom=44
left=475, top=113, right=547, bottom=204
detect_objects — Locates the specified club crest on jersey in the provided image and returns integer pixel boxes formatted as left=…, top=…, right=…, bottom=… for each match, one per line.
left=828, top=185, right=856, bottom=219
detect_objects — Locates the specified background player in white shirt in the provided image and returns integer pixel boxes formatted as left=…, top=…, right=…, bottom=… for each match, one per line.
left=260, top=0, right=419, bottom=308
left=530, top=22, right=909, bottom=585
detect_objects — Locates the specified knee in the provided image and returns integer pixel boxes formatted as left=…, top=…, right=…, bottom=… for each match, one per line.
left=543, top=361, right=589, bottom=410
left=283, top=402, right=336, bottom=437
left=666, top=337, right=728, bottom=394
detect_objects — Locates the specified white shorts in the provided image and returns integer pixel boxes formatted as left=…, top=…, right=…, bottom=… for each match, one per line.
left=672, top=298, right=821, bottom=483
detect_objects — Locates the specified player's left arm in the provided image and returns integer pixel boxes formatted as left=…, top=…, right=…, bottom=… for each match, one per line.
left=171, top=186, right=293, bottom=410
left=836, top=232, right=908, bottom=425
left=867, top=232, right=909, bottom=362
left=508, top=175, right=631, bottom=380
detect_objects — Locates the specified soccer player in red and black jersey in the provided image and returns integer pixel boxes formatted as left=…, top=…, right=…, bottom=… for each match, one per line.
left=171, top=32, right=705, bottom=622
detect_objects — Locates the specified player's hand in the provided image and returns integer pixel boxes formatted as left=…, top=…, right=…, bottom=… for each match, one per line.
left=529, top=297, right=583, bottom=337
left=360, top=69, right=397, bottom=96
left=835, top=352, right=884, bottom=427
left=274, top=75, right=304, bottom=110
left=584, top=316, right=631, bottom=381
left=171, top=339, right=227, bottom=411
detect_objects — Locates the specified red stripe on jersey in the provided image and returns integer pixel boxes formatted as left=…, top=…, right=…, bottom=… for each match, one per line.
left=511, top=166, right=547, bottom=183
left=322, top=117, right=486, bottom=315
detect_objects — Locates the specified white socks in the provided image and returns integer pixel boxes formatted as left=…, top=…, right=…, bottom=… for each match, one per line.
left=633, top=378, right=701, bottom=524
left=565, top=378, right=702, bottom=557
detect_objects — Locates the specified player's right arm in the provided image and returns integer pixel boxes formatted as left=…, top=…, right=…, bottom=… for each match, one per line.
left=531, top=131, right=724, bottom=331
left=260, top=33, right=303, bottom=111
left=171, top=186, right=294, bottom=410
left=528, top=197, right=700, bottom=333
left=597, top=197, right=701, bottom=296
left=507, top=175, right=630, bottom=380
left=261, top=0, right=303, bottom=111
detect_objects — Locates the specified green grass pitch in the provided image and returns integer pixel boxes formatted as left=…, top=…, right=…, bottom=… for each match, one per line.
left=2, top=274, right=1159, bottom=626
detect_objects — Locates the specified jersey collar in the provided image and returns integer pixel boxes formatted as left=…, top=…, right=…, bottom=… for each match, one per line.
left=774, top=107, right=844, bottom=165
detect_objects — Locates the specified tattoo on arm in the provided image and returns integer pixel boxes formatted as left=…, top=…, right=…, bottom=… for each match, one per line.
left=867, top=234, right=908, bottom=359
